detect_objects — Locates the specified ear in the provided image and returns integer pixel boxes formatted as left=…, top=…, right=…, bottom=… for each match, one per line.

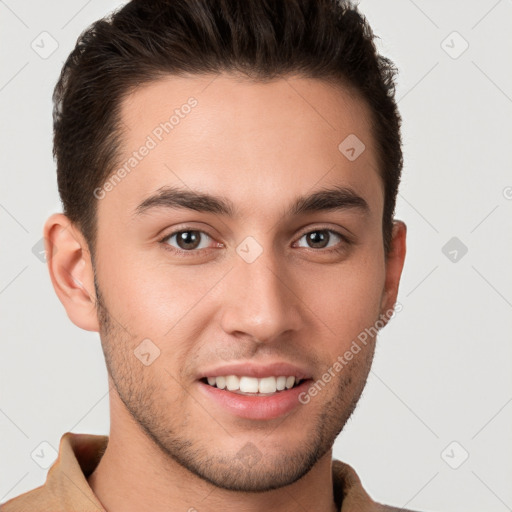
left=379, top=220, right=407, bottom=324
left=43, top=213, right=100, bottom=332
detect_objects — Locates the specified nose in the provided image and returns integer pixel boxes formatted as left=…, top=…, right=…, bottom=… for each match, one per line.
left=218, top=246, right=303, bottom=344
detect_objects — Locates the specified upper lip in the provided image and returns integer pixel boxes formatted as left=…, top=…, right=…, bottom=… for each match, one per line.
left=197, top=362, right=312, bottom=381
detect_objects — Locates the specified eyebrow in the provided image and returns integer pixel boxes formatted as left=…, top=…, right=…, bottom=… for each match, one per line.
left=133, top=184, right=370, bottom=219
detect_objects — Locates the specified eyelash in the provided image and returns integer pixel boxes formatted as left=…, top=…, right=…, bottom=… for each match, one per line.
left=158, top=226, right=351, bottom=257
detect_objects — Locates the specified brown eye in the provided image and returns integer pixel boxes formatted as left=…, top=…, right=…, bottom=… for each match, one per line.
left=177, top=231, right=200, bottom=250
left=306, top=230, right=329, bottom=248
left=296, top=229, right=343, bottom=250
left=163, top=230, right=212, bottom=251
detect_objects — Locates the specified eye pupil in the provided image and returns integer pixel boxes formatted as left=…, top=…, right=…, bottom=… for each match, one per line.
left=167, top=229, right=340, bottom=254
left=177, top=231, right=200, bottom=250
left=307, top=230, right=328, bottom=248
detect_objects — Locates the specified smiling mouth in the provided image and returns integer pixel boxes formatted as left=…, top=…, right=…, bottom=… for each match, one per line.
left=200, top=375, right=305, bottom=396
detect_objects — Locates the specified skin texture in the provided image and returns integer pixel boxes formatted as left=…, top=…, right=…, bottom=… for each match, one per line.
left=44, top=73, right=406, bottom=512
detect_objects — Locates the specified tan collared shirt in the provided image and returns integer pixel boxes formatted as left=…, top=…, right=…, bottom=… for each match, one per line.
left=1, top=432, right=419, bottom=511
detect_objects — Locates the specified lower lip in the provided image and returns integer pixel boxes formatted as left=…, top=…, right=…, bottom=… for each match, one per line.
left=197, top=379, right=312, bottom=420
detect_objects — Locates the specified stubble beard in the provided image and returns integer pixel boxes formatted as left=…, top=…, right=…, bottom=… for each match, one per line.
left=93, top=274, right=373, bottom=492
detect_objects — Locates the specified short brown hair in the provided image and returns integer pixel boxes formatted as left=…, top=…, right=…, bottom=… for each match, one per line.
left=53, top=0, right=402, bottom=257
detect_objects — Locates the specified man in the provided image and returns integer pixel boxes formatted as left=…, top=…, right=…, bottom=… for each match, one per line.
left=2, top=0, right=414, bottom=510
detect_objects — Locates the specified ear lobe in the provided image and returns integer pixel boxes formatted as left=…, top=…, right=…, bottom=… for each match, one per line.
left=379, top=220, right=407, bottom=324
left=43, top=213, right=100, bottom=332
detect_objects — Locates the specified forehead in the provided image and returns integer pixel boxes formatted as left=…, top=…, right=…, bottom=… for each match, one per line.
left=101, top=73, right=382, bottom=222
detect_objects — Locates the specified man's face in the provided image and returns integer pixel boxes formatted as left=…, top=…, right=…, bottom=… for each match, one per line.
left=92, top=74, right=394, bottom=491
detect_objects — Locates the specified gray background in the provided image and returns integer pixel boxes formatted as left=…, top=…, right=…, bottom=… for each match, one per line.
left=1, top=1, right=511, bottom=510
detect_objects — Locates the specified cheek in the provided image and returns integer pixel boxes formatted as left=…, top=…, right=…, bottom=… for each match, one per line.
left=97, top=234, right=385, bottom=350
left=99, top=251, right=225, bottom=337
left=300, top=254, right=386, bottom=347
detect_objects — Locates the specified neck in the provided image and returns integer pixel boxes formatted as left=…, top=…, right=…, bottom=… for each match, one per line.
left=87, top=388, right=338, bottom=512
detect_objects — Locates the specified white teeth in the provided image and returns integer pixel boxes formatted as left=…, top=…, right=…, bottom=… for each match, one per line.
left=285, top=376, right=295, bottom=389
left=258, top=376, right=277, bottom=393
left=239, top=376, right=259, bottom=393
left=216, top=376, right=226, bottom=389
left=225, top=375, right=239, bottom=391
left=204, top=375, right=300, bottom=393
